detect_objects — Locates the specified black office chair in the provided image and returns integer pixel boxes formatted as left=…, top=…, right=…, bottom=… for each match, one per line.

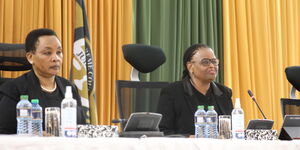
left=122, top=44, right=166, bottom=81
left=115, top=44, right=168, bottom=131
left=0, top=43, right=31, bottom=86
left=285, top=66, right=300, bottom=98
left=279, top=66, right=300, bottom=140
left=280, top=98, right=300, bottom=117
left=116, top=80, right=169, bottom=130
left=280, top=66, right=300, bottom=117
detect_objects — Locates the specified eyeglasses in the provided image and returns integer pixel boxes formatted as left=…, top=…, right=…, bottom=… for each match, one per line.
left=191, top=58, right=219, bottom=66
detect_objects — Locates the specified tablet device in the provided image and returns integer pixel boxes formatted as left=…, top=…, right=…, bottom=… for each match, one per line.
left=279, top=115, right=300, bottom=140
left=246, top=119, right=274, bottom=129
left=282, top=115, right=300, bottom=127
left=123, top=112, right=162, bottom=132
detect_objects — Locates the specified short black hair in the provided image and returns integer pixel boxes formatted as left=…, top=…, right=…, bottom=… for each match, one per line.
left=182, top=44, right=211, bottom=79
left=25, top=28, right=58, bottom=53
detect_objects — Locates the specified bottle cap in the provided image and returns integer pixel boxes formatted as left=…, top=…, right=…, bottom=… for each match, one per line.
left=31, top=99, right=39, bottom=104
left=20, top=95, right=28, bottom=100
left=208, top=106, right=214, bottom=110
left=65, top=86, right=73, bottom=98
left=197, top=105, right=204, bottom=109
left=235, top=98, right=241, bottom=108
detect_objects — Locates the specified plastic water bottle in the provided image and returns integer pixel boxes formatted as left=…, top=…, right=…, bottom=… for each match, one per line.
left=194, top=105, right=206, bottom=138
left=16, top=95, right=32, bottom=135
left=232, top=98, right=245, bottom=139
left=31, top=99, right=43, bottom=136
left=206, top=106, right=218, bottom=138
left=61, top=86, right=77, bottom=137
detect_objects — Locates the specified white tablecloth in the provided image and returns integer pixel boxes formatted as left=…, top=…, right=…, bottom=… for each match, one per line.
left=0, top=136, right=300, bottom=150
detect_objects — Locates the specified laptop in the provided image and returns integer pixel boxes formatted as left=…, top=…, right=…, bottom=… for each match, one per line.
left=120, top=112, right=164, bottom=137
left=279, top=115, right=300, bottom=140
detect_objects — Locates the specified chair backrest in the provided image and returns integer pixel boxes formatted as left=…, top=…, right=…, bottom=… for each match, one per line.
left=122, top=44, right=166, bottom=73
left=0, top=43, right=31, bottom=71
left=122, top=44, right=166, bottom=81
left=280, top=98, right=300, bottom=118
left=285, top=66, right=300, bottom=98
left=115, top=80, right=169, bottom=130
left=0, top=43, right=31, bottom=86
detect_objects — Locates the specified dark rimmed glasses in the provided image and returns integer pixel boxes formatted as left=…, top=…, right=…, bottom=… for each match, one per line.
left=192, top=58, right=219, bottom=66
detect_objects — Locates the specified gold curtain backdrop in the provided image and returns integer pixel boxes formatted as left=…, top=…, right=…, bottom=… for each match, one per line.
left=1, top=0, right=300, bottom=131
left=223, top=0, right=300, bottom=130
left=0, top=0, right=132, bottom=125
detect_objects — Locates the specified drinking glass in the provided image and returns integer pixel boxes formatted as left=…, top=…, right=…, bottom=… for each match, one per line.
left=45, top=107, right=60, bottom=137
left=218, top=115, right=231, bottom=139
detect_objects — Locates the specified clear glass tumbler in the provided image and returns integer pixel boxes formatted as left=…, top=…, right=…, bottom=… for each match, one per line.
left=218, top=115, right=232, bottom=139
left=45, top=107, right=60, bottom=137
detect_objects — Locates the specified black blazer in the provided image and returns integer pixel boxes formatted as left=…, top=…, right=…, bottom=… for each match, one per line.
left=157, top=77, right=233, bottom=136
left=0, top=70, right=87, bottom=134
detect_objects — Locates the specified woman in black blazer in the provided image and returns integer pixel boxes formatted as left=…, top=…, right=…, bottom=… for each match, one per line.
left=0, top=28, right=86, bottom=134
left=157, top=44, right=233, bottom=136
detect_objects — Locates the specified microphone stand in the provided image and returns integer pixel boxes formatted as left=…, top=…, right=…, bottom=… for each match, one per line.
left=247, top=90, right=267, bottom=119
left=252, top=97, right=267, bottom=119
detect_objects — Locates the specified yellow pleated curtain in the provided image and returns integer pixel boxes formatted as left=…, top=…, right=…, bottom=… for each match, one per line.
left=223, top=0, right=300, bottom=130
left=0, top=0, right=132, bottom=125
left=2, top=0, right=300, bottom=131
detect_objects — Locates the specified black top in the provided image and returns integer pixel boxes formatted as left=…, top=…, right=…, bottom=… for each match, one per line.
left=39, top=88, right=62, bottom=130
left=157, top=76, right=233, bottom=136
left=191, top=85, right=221, bottom=114
left=41, top=88, right=62, bottom=108
left=0, top=70, right=87, bottom=134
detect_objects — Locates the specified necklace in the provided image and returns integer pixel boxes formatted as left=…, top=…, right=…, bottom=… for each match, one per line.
left=40, top=83, right=57, bottom=93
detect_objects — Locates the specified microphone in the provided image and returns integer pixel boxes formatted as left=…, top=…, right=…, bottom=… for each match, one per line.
left=111, top=118, right=127, bottom=124
left=247, top=90, right=267, bottom=119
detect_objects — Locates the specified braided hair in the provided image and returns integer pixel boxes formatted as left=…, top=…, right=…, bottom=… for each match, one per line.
left=182, top=44, right=210, bottom=79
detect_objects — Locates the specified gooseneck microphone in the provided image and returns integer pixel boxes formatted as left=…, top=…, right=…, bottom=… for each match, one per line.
left=247, top=90, right=267, bottom=119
